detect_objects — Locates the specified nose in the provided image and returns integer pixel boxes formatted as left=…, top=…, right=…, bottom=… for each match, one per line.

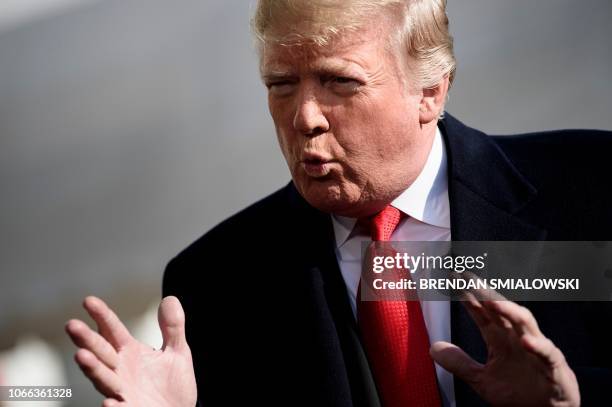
left=293, top=91, right=329, bottom=136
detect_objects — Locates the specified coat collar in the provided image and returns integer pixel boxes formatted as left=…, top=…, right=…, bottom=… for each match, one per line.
left=439, top=113, right=547, bottom=241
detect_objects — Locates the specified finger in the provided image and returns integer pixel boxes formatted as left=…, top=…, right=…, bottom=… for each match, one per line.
left=465, top=292, right=513, bottom=330
left=430, top=341, right=483, bottom=385
left=83, top=296, right=132, bottom=349
left=159, top=296, right=188, bottom=351
left=482, top=300, right=542, bottom=337
left=461, top=292, right=518, bottom=348
left=521, top=334, right=565, bottom=368
left=102, top=398, right=126, bottom=407
left=65, top=319, right=119, bottom=369
left=470, top=283, right=508, bottom=302
left=461, top=292, right=493, bottom=329
left=74, top=348, right=123, bottom=398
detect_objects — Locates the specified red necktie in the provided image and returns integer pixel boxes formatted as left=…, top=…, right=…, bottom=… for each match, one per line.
left=357, top=206, right=441, bottom=407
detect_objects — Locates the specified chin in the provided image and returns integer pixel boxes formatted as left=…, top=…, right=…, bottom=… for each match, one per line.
left=295, top=178, right=361, bottom=216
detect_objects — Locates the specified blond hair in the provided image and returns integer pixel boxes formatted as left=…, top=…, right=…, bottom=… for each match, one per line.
left=252, top=0, right=456, bottom=89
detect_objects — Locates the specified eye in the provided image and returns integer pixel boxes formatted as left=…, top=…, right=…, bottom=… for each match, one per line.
left=266, top=80, right=297, bottom=96
left=324, top=76, right=362, bottom=93
left=333, top=77, right=356, bottom=84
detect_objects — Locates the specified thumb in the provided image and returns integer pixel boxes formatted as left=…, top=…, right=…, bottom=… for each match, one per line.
left=430, top=341, right=483, bottom=385
left=158, top=296, right=188, bottom=352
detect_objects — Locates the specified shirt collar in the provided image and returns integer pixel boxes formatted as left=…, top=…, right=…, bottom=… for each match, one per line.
left=331, top=126, right=450, bottom=248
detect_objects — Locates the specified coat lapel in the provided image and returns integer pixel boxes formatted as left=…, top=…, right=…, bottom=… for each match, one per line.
left=440, top=114, right=547, bottom=406
left=287, top=184, right=381, bottom=407
left=440, top=114, right=546, bottom=241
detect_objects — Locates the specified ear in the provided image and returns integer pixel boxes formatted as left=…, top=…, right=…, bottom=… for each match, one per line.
left=419, top=75, right=450, bottom=124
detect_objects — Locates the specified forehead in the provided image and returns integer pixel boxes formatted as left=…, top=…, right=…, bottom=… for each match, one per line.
left=260, top=25, right=389, bottom=75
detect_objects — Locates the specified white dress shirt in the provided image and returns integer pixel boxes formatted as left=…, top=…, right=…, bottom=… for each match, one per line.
left=331, top=127, right=456, bottom=407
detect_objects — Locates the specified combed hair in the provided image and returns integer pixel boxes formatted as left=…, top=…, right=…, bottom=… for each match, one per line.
left=252, top=0, right=456, bottom=89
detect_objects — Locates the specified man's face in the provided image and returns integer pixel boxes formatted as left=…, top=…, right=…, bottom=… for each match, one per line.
left=261, top=22, right=434, bottom=217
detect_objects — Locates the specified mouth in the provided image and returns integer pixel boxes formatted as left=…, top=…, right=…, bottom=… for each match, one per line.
left=301, top=153, right=334, bottom=178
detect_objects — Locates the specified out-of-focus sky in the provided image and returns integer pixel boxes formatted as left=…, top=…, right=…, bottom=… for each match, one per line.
left=0, top=0, right=101, bottom=33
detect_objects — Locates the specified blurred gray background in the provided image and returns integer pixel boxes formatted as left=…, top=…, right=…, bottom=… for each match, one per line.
left=0, top=0, right=610, bottom=405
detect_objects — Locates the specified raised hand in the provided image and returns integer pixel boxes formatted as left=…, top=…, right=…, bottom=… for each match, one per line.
left=65, top=296, right=197, bottom=407
left=431, top=294, right=580, bottom=407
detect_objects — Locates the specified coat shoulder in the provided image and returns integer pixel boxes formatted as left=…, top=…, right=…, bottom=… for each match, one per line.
left=492, top=128, right=612, bottom=170
left=491, top=128, right=612, bottom=188
left=162, top=183, right=294, bottom=295
left=491, top=128, right=612, bottom=238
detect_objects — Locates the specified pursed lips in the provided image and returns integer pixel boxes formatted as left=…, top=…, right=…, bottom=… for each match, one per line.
left=300, top=152, right=335, bottom=177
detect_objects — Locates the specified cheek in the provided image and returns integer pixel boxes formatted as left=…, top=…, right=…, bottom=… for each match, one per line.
left=269, top=103, right=296, bottom=159
left=331, top=106, right=384, bottom=162
left=275, top=126, right=296, bottom=166
left=330, top=100, right=419, bottom=179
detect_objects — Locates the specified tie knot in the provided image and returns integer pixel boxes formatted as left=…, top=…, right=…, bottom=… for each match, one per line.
left=369, top=205, right=403, bottom=241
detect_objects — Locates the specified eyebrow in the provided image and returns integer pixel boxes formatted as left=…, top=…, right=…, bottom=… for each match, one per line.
left=261, top=60, right=364, bottom=81
left=261, top=71, right=295, bottom=81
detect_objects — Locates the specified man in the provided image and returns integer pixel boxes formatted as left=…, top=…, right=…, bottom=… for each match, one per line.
left=66, top=0, right=612, bottom=406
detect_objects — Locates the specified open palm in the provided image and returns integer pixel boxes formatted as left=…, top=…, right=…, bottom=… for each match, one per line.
left=66, top=296, right=197, bottom=407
